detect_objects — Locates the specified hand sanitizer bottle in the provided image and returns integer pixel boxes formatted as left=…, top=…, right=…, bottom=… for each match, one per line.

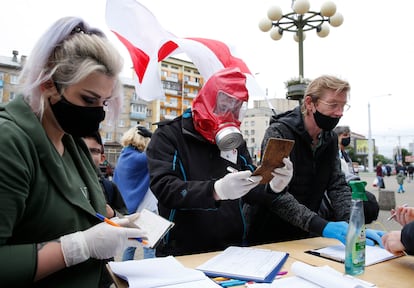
left=345, top=180, right=368, bottom=275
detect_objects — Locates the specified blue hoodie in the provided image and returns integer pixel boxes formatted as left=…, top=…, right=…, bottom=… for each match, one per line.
left=113, top=146, right=150, bottom=214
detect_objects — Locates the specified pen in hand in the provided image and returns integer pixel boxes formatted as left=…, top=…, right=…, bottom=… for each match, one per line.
left=387, top=203, right=408, bottom=221
left=96, top=213, right=148, bottom=245
left=226, top=167, right=255, bottom=183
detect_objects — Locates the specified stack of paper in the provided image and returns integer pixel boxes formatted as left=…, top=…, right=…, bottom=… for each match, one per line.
left=108, top=256, right=220, bottom=288
left=196, top=246, right=289, bottom=283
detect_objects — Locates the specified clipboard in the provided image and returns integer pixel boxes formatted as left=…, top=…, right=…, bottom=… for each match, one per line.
left=252, top=137, right=294, bottom=184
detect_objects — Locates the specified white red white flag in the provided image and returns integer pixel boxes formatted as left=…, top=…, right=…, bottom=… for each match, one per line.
left=105, top=0, right=264, bottom=101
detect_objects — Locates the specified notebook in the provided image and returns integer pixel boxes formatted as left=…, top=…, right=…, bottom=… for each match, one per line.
left=196, top=246, right=289, bottom=283
left=131, top=209, right=174, bottom=249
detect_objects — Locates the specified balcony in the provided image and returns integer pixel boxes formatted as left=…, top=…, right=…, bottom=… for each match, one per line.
left=164, top=89, right=178, bottom=96
left=185, top=80, right=200, bottom=87
left=164, top=114, right=177, bottom=120
left=186, top=92, right=197, bottom=98
left=130, top=111, right=147, bottom=120
left=166, top=76, right=178, bottom=82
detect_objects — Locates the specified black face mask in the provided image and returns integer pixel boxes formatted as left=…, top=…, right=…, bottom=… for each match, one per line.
left=341, top=137, right=351, bottom=147
left=313, top=109, right=340, bottom=131
left=50, top=96, right=105, bottom=137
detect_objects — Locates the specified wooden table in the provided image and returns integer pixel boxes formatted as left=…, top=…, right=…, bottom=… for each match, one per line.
left=109, top=237, right=414, bottom=287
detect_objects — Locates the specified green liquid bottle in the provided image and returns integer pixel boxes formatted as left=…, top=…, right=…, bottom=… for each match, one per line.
left=345, top=180, right=368, bottom=275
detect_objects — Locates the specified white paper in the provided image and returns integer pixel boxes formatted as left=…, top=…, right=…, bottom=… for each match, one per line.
left=133, top=209, right=174, bottom=248
left=246, top=261, right=376, bottom=288
left=109, top=256, right=219, bottom=288
left=196, top=246, right=287, bottom=281
left=310, top=244, right=398, bottom=266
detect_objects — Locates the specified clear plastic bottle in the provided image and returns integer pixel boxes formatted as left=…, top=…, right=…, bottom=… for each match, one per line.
left=345, top=180, right=368, bottom=275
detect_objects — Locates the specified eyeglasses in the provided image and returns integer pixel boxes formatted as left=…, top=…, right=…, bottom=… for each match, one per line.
left=89, top=148, right=102, bottom=155
left=317, top=99, right=351, bottom=112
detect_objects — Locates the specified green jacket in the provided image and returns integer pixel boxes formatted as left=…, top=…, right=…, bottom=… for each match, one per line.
left=0, top=96, right=108, bottom=287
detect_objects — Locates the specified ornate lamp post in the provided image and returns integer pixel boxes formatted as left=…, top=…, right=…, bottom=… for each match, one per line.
left=258, top=0, right=344, bottom=101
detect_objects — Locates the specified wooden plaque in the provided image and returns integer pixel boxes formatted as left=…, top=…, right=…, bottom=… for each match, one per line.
left=252, top=138, right=295, bottom=184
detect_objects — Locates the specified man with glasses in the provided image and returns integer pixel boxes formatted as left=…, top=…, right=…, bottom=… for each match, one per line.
left=248, top=75, right=384, bottom=247
left=83, top=132, right=127, bottom=218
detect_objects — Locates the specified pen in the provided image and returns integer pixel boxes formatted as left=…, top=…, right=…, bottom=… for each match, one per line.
left=226, top=167, right=255, bottom=183
left=277, top=270, right=288, bottom=276
left=219, top=279, right=246, bottom=287
left=387, top=203, right=408, bottom=221
left=95, top=213, right=148, bottom=245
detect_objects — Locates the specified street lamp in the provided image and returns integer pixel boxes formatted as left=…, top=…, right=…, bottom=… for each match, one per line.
left=367, top=93, right=392, bottom=173
left=258, top=0, right=344, bottom=100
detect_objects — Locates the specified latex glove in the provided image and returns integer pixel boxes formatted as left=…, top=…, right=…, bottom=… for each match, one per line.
left=60, top=217, right=147, bottom=267
left=322, top=221, right=348, bottom=245
left=269, top=158, right=293, bottom=193
left=366, top=229, right=386, bottom=247
left=214, top=170, right=262, bottom=200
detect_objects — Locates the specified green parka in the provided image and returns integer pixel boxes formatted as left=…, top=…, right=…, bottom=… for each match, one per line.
left=0, top=96, right=108, bottom=287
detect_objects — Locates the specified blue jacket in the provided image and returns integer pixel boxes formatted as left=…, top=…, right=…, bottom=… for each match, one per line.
left=113, top=146, right=150, bottom=214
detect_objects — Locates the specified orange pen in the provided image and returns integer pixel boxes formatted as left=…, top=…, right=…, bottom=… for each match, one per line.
left=96, top=213, right=148, bottom=245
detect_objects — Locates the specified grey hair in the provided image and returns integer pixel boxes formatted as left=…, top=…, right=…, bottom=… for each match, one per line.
left=300, top=75, right=350, bottom=113
left=333, top=125, right=350, bottom=135
left=18, top=17, right=123, bottom=121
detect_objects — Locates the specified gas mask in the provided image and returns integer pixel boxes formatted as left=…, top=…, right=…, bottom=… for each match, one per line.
left=192, top=67, right=248, bottom=151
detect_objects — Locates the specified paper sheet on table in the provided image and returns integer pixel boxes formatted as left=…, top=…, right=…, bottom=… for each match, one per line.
left=108, top=256, right=220, bottom=288
left=307, top=244, right=399, bottom=266
left=246, top=261, right=376, bottom=288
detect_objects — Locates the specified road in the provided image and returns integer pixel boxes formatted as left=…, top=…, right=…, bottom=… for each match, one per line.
left=358, top=172, right=413, bottom=232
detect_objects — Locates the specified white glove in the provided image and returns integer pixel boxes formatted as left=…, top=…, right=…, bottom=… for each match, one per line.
left=214, top=170, right=262, bottom=200
left=269, top=157, right=293, bottom=193
left=60, top=217, right=147, bottom=267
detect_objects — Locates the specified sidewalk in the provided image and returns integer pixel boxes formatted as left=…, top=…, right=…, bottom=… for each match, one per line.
left=358, top=172, right=413, bottom=232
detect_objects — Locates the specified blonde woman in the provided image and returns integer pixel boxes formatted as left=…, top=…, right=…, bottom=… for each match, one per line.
left=113, top=126, right=158, bottom=259
left=0, top=17, right=145, bottom=287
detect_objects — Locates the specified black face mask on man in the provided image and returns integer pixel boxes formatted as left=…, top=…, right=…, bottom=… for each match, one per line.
left=313, top=109, right=340, bottom=131
left=341, top=136, right=351, bottom=147
left=50, top=95, right=105, bottom=137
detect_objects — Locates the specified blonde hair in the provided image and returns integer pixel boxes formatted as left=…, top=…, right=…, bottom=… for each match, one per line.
left=19, top=17, right=123, bottom=121
left=301, top=75, right=350, bottom=113
left=120, top=126, right=151, bottom=152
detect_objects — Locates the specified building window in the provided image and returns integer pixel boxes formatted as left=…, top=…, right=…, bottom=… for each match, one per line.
left=250, top=130, right=255, bottom=135
left=251, top=138, right=255, bottom=144
left=118, top=119, right=125, bottom=127
left=10, top=75, right=19, bottom=84
left=171, top=65, right=179, bottom=70
left=161, top=63, right=168, bottom=68
left=250, top=120, right=255, bottom=126
left=244, top=121, right=248, bottom=126
left=104, top=132, right=112, bottom=141
left=9, top=92, right=16, bottom=101
left=131, top=91, right=138, bottom=101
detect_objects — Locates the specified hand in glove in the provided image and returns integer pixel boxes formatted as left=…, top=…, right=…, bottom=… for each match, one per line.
left=366, top=229, right=386, bottom=247
left=60, top=217, right=147, bottom=267
left=214, top=170, right=262, bottom=200
left=322, top=221, right=348, bottom=245
left=269, top=158, right=293, bottom=193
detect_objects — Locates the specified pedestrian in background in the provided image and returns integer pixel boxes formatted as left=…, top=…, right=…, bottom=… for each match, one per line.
left=0, top=17, right=145, bottom=287
left=396, top=170, right=406, bottom=193
left=113, top=125, right=158, bottom=260
left=376, top=161, right=385, bottom=190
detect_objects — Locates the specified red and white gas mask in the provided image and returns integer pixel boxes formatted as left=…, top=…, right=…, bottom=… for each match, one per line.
left=192, top=67, right=248, bottom=151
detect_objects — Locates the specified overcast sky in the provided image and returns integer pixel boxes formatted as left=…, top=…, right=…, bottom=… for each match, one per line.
left=1, top=0, right=413, bottom=158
